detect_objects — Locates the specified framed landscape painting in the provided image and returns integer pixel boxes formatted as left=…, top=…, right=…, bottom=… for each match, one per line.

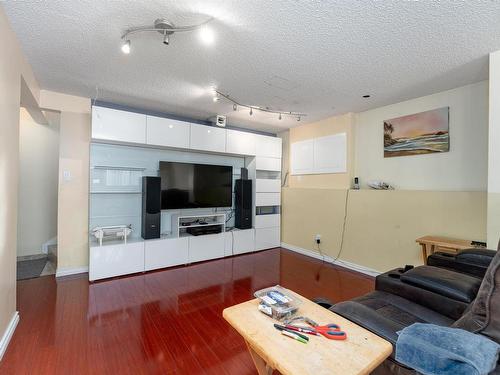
left=383, top=107, right=449, bottom=158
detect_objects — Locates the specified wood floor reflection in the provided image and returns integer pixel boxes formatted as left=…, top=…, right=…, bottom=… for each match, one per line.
left=0, top=248, right=374, bottom=375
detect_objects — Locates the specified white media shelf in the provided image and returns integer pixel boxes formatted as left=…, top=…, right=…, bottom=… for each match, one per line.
left=89, top=105, right=283, bottom=282
left=176, top=213, right=226, bottom=238
left=89, top=227, right=256, bottom=281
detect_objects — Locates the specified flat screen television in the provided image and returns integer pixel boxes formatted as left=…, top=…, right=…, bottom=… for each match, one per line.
left=159, top=161, right=232, bottom=209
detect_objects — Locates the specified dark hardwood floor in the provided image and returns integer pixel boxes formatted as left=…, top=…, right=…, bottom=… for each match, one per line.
left=0, top=248, right=374, bottom=375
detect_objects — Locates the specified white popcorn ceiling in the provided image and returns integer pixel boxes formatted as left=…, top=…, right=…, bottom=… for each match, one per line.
left=3, top=0, right=500, bottom=133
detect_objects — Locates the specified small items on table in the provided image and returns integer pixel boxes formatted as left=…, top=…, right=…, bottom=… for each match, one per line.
left=223, top=286, right=392, bottom=375
left=416, top=235, right=485, bottom=264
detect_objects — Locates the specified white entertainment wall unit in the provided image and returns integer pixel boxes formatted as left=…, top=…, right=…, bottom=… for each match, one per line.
left=89, top=105, right=282, bottom=281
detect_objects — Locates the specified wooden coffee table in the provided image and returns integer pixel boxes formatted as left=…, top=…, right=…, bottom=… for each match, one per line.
left=223, top=290, right=392, bottom=375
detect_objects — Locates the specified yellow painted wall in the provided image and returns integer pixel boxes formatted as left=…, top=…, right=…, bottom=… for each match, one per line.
left=0, top=7, right=40, bottom=347
left=282, top=188, right=487, bottom=272
left=40, top=91, right=91, bottom=272
left=288, top=113, right=355, bottom=189
left=281, top=82, right=490, bottom=271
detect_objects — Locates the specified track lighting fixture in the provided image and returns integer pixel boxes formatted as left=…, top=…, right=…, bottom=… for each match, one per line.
left=121, top=40, right=131, bottom=54
left=212, top=90, right=306, bottom=121
left=121, top=17, right=213, bottom=53
left=213, top=96, right=220, bottom=102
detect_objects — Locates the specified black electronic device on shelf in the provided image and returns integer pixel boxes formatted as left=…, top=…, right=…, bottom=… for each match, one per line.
left=186, top=225, right=222, bottom=236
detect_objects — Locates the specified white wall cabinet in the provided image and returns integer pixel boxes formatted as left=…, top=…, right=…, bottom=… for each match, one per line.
left=255, top=135, right=282, bottom=158
left=146, top=116, right=190, bottom=149
left=190, top=124, right=226, bottom=153
left=226, top=129, right=256, bottom=156
left=89, top=241, right=145, bottom=281
left=256, top=192, right=281, bottom=206
left=256, top=156, right=281, bottom=171
left=92, top=106, right=146, bottom=144
left=255, top=214, right=281, bottom=229
left=188, top=233, right=225, bottom=263
left=255, top=227, right=281, bottom=251
left=144, top=237, right=189, bottom=271
left=256, top=179, right=281, bottom=193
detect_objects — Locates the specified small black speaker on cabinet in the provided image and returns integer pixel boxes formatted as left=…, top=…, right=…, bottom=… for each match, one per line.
left=240, top=167, right=248, bottom=180
left=235, top=179, right=252, bottom=229
left=142, top=176, right=161, bottom=239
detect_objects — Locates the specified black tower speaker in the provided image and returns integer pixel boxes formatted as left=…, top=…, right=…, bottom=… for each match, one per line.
left=142, top=176, right=161, bottom=239
left=235, top=179, right=252, bottom=229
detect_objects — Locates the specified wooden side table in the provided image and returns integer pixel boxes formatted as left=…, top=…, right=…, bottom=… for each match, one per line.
left=416, top=236, right=475, bottom=264
left=223, top=290, right=392, bottom=375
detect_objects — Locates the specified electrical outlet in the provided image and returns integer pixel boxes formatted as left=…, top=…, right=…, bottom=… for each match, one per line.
left=315, top=234, right=321, bottom=243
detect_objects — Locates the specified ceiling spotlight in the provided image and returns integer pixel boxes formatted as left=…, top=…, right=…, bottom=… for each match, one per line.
left=163, top=31, right=170, bottom=45
left=297, top=116, right=301, bottom=122
left=121, top=40, right=131, bottom=54
left=213, top=96, right=220, bottom=102
left=249, top=108, right=253, bottom=116
left=279, top=113, right=282, bottom=120
left=199, top=25, right=215, bottom=45
left=121, top=17, right=213, bottom=50
left=233, top=104, right=237, bottom=111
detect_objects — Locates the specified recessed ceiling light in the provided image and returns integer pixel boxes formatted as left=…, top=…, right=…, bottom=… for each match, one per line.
left=362, top=94, right=371, bottom=98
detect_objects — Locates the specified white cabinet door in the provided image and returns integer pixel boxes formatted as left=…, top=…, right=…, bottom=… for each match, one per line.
left=226, top=129, right=256, bottom=156
left=256, top=192, right=281, bottom=206
left=146, top=116, right=190, bottom=149
left=255, top=214, right=281, bottom=229
left=255, top=156, right=281, bottom=171
left=256, top=179, right=281, bottom=193
left=144, top=237, right=189, bottom=271
left=231, top=229, right=255, bottom=255
left=255, top=135, right=282, bottom=158
left=188, top=233, right=225, bottom=263
left=190, top=124, right=226, bottom=153
left=92, top=106, right=146, bottom=144
left=89, top=241, right=145, bottom=281
left=255, top=227, right=281, bottom=251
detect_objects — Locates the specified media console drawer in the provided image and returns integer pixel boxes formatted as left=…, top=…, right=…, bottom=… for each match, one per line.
left=188, top=233, right=225, bottom=263
left=89, top=241, right=145, bottom=281
left=144, top=237, right=189, bottom=271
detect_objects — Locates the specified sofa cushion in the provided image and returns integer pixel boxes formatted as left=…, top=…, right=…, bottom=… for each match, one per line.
left=400, top=266, right=481, bottom=303
left=453, top=250, right=500, bottom=344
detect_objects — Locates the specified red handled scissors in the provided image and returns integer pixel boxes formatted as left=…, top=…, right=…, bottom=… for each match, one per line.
left=312, top=323, right=347, bottom=340
left=285, top=317, right=347, bottom=340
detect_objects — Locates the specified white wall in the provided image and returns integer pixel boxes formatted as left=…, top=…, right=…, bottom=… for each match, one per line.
left=17, top=108, right=59, bottom=257
left=488, top=51, right=500, bottom=247
left=355, top=81, right=488, bottom=191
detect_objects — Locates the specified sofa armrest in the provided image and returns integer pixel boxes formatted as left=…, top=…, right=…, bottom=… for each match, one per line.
left=456, top=248, right=497, bottom=266
left=376, top=268, right=472, bottom=320
left=400, top=266, right=482, bottom=303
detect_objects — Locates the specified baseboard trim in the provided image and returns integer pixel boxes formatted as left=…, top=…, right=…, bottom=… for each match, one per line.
left=281, top=242, right=381, bottom=277
left=0, top=312, right=19, bottom=361
left=56, top=266, right=89, bottom=278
